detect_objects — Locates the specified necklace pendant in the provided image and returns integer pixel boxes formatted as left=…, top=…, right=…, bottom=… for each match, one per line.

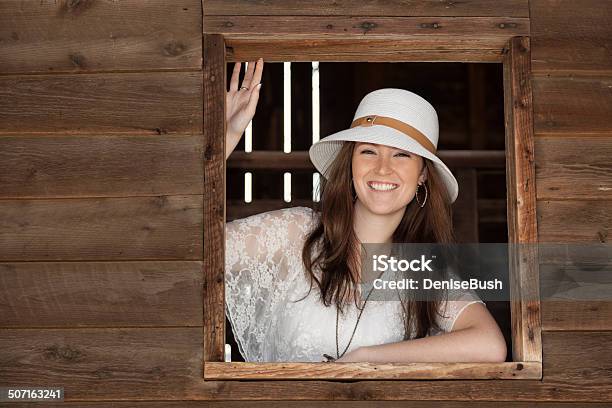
left=323, top=353, right=336, bottom=362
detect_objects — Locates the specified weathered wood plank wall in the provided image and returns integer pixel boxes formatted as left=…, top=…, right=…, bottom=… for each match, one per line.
left=531, top=1, right=612, bottom=335
left=0, top=0, right=208, bottom=404
left=0, top=0, right=610, bottom=405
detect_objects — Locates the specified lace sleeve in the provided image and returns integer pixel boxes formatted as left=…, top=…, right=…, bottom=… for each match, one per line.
left=435, top=270, right=486, bottom=333
left=224, top=206, right=315, bottom=361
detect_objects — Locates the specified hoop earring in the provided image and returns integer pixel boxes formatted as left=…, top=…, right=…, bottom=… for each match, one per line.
left=415, top=183, right=428, bottom=208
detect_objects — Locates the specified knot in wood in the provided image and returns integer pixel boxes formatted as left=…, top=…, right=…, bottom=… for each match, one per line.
left=163, top=41, right=186, bottom=57
left=69, top=53, right=86, bottom=68
left=359, top=21, right=377, bottom=31
left=420, top=22, right=441, bottom=29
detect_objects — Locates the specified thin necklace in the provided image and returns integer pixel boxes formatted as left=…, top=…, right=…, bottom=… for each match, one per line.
left=335, top=283, right=376, bottom=360
left=321, top=250, right=389, bottom=362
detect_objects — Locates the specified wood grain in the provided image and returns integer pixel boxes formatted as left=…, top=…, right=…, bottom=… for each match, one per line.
left=542, top=331, right=612, bottom=385
left=503, top=37, right=542, bottom=364
left=539, top=259, right=612, bottom=330
left=535, top=136, right=612, bottom=200
left=0, top=195, right=203, bottom=261
left=533, top=75, right=612, bottom=136
left=204, top=16, right=528, bottom=44
left=0, top=261, right=202, bottom=327
left=537, top=200, right=612, bottom=243
left=6, top=403, right=611, bottom=408
left=226, top=39, right=505, bottom=62
left=0, top=330, right=610, bottom=401
left=0, top=134, right=204, bottom=198
left=0, top=72, right=202, bottom=135
left=542, top=301, right=612, bottom=331
left=204, top=361, right=540, bottom=380
left=0, top=327, right=203, bottom=399
left=202, top=34, right=226, bottom=362
left=530, top=0, right=612, bottom=74
left=204, top=0, right=530, bottom=17
left=0, top=0, right=202, bottom=74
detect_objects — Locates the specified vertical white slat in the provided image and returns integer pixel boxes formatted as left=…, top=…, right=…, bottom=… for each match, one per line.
left=244, top=172, right=252, bottom=203
left=313, top=173, right=320, bottom=202
left=312, top=61, right=320, bottom=144
left=284, top=62, right=292, bottom=153
left=284, top=172, right=292, bottom=203
left=244, top=61, right=253, bottom=153
left=312, top=61, right=321, bottom=202
left=224, top=344, right=232, bottom=362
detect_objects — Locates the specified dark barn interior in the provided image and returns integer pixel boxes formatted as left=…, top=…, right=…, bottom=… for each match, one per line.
left=225, top=61, right=511, bottom=362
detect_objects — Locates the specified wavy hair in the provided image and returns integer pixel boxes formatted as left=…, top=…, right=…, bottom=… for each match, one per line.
left=301, top=141, right=455, bottom=340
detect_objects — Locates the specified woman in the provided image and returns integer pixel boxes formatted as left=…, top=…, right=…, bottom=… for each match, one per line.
left=224, top=58, right=507, bottom=363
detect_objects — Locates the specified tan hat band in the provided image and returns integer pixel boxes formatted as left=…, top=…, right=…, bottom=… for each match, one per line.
left=350, top=115, right=437, bottom=154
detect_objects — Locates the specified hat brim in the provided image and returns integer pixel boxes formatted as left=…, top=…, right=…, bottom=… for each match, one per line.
left=309, top=125, right=459, bottom=203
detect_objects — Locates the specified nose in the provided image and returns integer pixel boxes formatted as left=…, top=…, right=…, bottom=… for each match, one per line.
left=374, top=155, right=393, bottom=175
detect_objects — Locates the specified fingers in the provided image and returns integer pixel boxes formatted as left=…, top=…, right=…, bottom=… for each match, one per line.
left=250, top=58, right=264, bottom=90
left=245, top=81, right=262, bottom=116
left=229, top=62, right=241, bottom=92
left=242, top=59, right=255, bottom=87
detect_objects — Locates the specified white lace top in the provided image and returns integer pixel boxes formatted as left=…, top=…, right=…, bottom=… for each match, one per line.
left=225, top=206, right=485, bottom=362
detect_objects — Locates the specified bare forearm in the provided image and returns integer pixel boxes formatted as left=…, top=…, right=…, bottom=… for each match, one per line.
left=225, top=132, right=241, bottom=160
left=355, top=327, right=506, bottom=363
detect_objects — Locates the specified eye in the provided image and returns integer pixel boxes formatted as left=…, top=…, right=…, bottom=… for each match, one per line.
left=395, top=152, right=411, bottom=157
left=360, top=149, right=375, bottom=154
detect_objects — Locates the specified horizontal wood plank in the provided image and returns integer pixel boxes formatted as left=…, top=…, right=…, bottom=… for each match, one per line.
left=198, top=332, right=612, bottom=400
left=0, top=195, right=203, bottom=261
left=533, top=75, right=612, bottom=136
left=537, top=200, right=612, bottom=243
left=0, top=133, right=204, bottom=198
left=4, top=400, right=610, bottom=408
left=535, top=136, right=612, bottom=200
left=539, top=259, right=612, bottom=330
left=0, top=0, right=202, bottom=74
left=0, top=261, right=202, bottom=327
left=0, top=327, right=202, bottom=399
left=207, top=16, right=528, bottom=47
left=1, top=330, right=610, bottom=400
left=542, top=331, right=612, bottom=386
left=227, top=39, right=505, bottom=62
left=204, top=0, right=529, bottom=17
left=542, top=301, right=612, bottom=331
left=6, top=403, right=612, bottom=408
left=0, top=72, right=202, bottom=135
left=530, top=0, right=612, bottom=74
left=204, top=361, right=540, bottom=380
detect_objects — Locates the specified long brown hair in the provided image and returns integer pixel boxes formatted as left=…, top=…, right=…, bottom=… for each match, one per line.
left=301, top=141, right=455, bottom=339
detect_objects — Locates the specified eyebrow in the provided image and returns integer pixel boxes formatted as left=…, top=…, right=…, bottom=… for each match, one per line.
left=358, top=143, right=409, bottom=153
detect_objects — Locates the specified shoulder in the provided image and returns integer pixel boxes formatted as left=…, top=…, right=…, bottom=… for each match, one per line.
left=227, top=206, right=318, bottom=236
left=279, top=206, right=319, bottom=239
left=252, top=205, right=317, bottom=225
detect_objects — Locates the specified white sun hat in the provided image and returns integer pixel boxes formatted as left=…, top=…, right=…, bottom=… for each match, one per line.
left=309, top=88, right=459, bottom=203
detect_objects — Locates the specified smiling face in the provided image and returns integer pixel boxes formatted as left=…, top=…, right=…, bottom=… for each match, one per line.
left=351, top=142, right=426, bottom=215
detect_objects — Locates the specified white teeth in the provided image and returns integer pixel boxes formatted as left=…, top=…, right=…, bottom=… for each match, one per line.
left=368, top=182, right=398, bottom=191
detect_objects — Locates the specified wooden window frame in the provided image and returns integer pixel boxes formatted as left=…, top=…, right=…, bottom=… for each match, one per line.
left=202, top=35, right=542, bottom=380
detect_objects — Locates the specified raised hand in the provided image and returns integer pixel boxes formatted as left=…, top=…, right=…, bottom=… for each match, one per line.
left=226, top=58, right=264, bottom=160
